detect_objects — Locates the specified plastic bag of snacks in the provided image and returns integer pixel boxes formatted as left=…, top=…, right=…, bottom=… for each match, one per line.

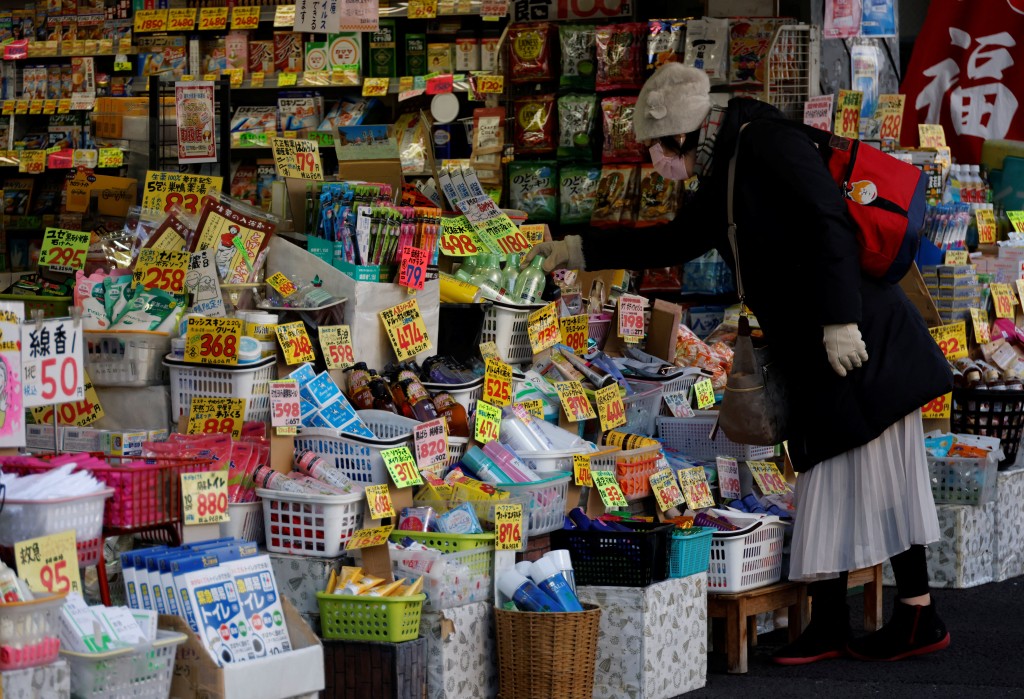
left=683, top=17, right=729, bottom=84
left=728, top=18, right=782, bottom=86
left=591, top=165, right=638, bottom=228
left=601, top=96, right=645, bottom=164
left=636, top=164, right=679, bottom=227
left=514, top=95, right=556, bottom=155
left=675, top=323, right=730, bottom=390
left=559, top=24, right=596, bottom=90
left=595, top=23, right=645, bottom=91
left=557, top=93, right=597, bottom=159
left=508, top=22, right=554, bottom=83
left=646, top=19, right=685, bottom=75
left=559, top=165, right=601, bottom=226
left=509, top=161, right=559, bottom=223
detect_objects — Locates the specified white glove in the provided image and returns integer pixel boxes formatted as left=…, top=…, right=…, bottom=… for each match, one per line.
left=823, top=323, right=869, bottom=377
left=522, top=235, right=586, bottom=273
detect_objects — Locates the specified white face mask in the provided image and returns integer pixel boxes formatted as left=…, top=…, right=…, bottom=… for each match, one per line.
left=649, top=141, right=690, bottom=181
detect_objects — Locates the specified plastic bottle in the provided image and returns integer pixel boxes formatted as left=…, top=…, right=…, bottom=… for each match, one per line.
left=253, top=464, right=311, bottom=494
left=433, top=392, right=469, bottom=437
left=497, top=570, right=564, bottom=612
left=457, top=255, right=480, bottom=279
left=462, top=445, right=512, bottom=484
left=542, top=550, right=577, bottom=594
left=482, top=441, right=540, bottom=482
left=979, top=164, right=993, bottom=204
left=501, top=253, right=521, bottom=292
left=345, top=363, right=375, bottom=409
left=370, top=377, right=400, bottom=414
left=422, top=356, right=476, bottom=384
left=401, top=378, right=441, bottom=422
left=944, top=164, right=962, bottom=204
left=513, top=254, right=546, bottom=304
left=514, top=560, right=534, bottom=577
left=499, top=405, right=554, bottom=452
left=470, top=253, right=503, bottom=289
left=293, top=450, right=356, bottom=493
left=963, top=165, right=981, bottom=205
left=529, top=556, right=583, bottom=611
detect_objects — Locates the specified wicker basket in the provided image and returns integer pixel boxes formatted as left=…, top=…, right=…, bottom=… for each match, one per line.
left=494, top=603, right=601, bottom=699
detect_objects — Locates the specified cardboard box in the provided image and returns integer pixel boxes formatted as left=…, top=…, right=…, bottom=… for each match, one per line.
left=163, top=597, right=325, bottom=699
left=994, top=466, right=1024, bottom=582
left=578, top=573, right=707, bottom=699
left=884, top=502, right=995, bottom=589
left=419, top=601, right=497, bottom=699
left=269, top=551, right=349, bottom=616
left=0, top=658, right=70, bottom=699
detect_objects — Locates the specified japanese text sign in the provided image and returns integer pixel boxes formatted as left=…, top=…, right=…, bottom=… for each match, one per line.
left=185, top=317, right=241, bottom=366
left=22, top=319, right=84, bottom=409
left=380, top=298, right=432, bottom=361
left=15, top=530, right=81, bottom=595
left=181, top=470, right=230, bottom=525
left=270, top=138, right=323, bottom=180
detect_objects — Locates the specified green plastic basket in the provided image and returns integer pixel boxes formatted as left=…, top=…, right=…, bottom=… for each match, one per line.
left=316, top=592, right=426, bottom=642
left=389, top=530, right=494, bottom=554
left=0, top=294, right=71, bottom=318
left=668, top=527, right=714, bottom=579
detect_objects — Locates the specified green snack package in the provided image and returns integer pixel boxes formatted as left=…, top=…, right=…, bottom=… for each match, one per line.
left=509, top=161, right=558, bottom=224
left=559, top=165, right=601, bottom=225
left=557, top=93, right=597, bottom=160
left=559, top=24, right=596, bottom=90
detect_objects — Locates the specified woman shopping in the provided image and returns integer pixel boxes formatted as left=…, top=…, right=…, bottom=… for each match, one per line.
left=525, top=63, right=953, bottom=664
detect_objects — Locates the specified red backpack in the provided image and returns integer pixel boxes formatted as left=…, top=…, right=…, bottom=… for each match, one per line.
left=801, top=125, right=928, bottom=283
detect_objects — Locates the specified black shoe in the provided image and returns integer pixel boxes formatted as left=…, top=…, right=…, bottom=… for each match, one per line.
left=847, top=600, right=951, bottom=662
left=772, top=614, right=852, bottom=666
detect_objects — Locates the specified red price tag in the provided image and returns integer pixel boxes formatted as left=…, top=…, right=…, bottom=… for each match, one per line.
left=483, top=357, right=513, bottom=407
left=414, top=418, right=449, bottom=471
left=398, top=246, right=428, bottom=291
left=426, top=73, right=454, bottom=95
left=382, top=446, right=423, bottom=488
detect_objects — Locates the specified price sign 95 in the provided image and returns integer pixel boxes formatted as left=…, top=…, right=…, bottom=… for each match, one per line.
left=15, top=530, right=81, bottom=595
left=382, top=446, right=423, bottom=488
left=494, top=503, right=523, bottom=551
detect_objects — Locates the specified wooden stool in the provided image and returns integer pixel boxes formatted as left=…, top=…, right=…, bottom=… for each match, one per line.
left=708, top=581, right=809, bottom=674
left=848, top=564, right=884, bottom=631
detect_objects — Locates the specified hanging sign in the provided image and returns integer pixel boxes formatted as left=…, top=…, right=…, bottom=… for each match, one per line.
left=175, top=82, right=217, bottom=164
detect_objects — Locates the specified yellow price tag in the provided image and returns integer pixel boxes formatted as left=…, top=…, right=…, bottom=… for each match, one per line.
left=250, top=72, right=265, bottom=88
left=278, top=72, right=298, bottom=87
left=440, top=216, right=484, bottom=257
left=347, top=525, right=394, bottom=550
left=476, top=74, right=504, bottom=94
left=319, top=325, right=355, bottom=370
left=202, top=74, right=218, bottom=82
left=528, top=302, right=560, bottom=354
left=57, top=98, right=71, bottom=113
left=134, top=9, right=168, bottom=33
left=187, top=397, right=246, bottom=440
left=29, top=373, right=104, bottom=428
left=408, top=0, right=438, bottom=18
left=835, top=89, right=863, bottom=139
left=479, top=341, right=499, bottom=361
left=591, top=470, right=628, bottom=508
left=573, top=453, right=592, bottom=487
left=15, top=100, right=28, bottom=115
left=928, top=322, right=968, bottom=361
left=180, top=470, right=230, bottom=525
left=224, top=68, right=244, bottom=88
left=918, top=123, right=947, bottom=149
left=132, top=249, right=189, bottom=295
left=15, top=531, right=81, bottom=595
left=494, top=503, right=524, bottom=551
left=677, top=466, right=715, bottom=510
left=276, top=321, right=317, bottom=365
left=520, top=223, right=546, bottom=248
left=382, top=446, right=423, bottom=488
left=560, top=314, right=589, bottom=354
left=274, top=4, right=295, bottom=26
left=977, top=209, right=997, bottom=244
left=97, top=147, right=123, bottom=168
left=595, top=383, right=626, bottom=432
left=2, top=100, right=14, bottom=115
left=483, top=357, right=513, bottom=406
left=874, top=93, right=905, bottom=147
left=650, top=468, right=686, bottom=511
left=922, top=392, right=952, bottom=419
left=198, top=6, right=228, bottom=30
left=555, top=381, right=596, bottom=422
left=365, top=484, right=396, bottom=520
left=991, top=283, right=1016, bottom=319
left=42, top=100, right=56, bottom=115
left=40, top=227, right=90, bottom=273
left=380, top=298, right=432, bottom=361
left=970, top=308, right=990, bottom=344
left=693, top=378, right=716, bottom=409
left=270, top=137, right=323, bottom=180
left=266, top=271, right=298, bottom=297
left=474, top=399, right=502, bottom=443
left=944, top=250, right=969, bottom=265
left=185, top=317, right=242, bottom=366
left=168, top=8, right=197, bottom=30
left=140, top=172, right=223, bottom=218
left=231, top=5, right=261, bottom=29
left=19, top=149, right=45, bottom=174
left=362, top=77, right=390, bottom=97
left=747, top=461, right=789, bottom=496
left=514, top=399, right=544, bottom=420
left=1008, top=211, right=1024, bottom=234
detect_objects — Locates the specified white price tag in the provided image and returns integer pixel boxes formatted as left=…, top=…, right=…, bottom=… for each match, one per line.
left=22, top=319, right=84, bottom=408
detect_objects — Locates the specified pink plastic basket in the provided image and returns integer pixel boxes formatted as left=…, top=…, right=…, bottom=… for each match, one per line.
left=0, top=592, right=65, bottom=671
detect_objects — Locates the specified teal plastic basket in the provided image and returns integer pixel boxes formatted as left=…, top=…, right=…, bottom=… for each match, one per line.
left=668, top=527, right=714, bottom=578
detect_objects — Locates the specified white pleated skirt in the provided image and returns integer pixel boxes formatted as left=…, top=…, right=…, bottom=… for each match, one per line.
left=788, top=410, right=940, bottom=582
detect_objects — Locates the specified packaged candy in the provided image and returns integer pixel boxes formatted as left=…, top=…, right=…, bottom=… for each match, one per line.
left=559, top=24, right=596, bottom=90
left=647, top=19, right=685, bottom=74
left=513, top=94, right=556, bottom=155
left=398, top=506, right=436, bottom=532
left=435, top=502, right=484, bottom=534
left=683, top=17, right=729, bottom=84
left=601, top=96, right=645, bottom=164
left=508, top=22, right=554, bottom=83
left=557, top=93, right=597, bottom=159
left=595, top=23, right=644, bottom=91
left=559, top=164, right=601, bottom=225
left=729, top=18, right=781, bottom=86
left=636, top=164, right=679, bottom=227
left=509, top=161, right=558, bottom=223
left=591, top=164, right=637, bottom=228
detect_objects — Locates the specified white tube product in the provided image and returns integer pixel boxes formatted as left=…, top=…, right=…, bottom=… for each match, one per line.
left=542, top=550, right=576, bottom=594
left=529, top=557, right=583, bottom=612
left=499, top=407, right=551, bottom=452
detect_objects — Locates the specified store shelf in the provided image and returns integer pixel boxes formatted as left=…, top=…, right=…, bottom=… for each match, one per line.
left=3, top=42, right=136, bottom=60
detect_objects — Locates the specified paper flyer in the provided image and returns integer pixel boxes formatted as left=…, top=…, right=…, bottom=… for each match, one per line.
left=175, top=81, right=217, bottom=164
left=0, top=301, right=24, bottom=448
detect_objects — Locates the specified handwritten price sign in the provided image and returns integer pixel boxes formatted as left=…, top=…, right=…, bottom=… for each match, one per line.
left=922, top=392, right=952, bottom=419
left=40, top=227, right=90, bottom=274
left=945, top=250, right=970, bottom=265
left=483, top=357, right=513, bottom=407
left=414, top=418, right=449, bottom=470
left=15, top=530, right=81, bottom=595
left=650, top=468, right=685, bottom=512
left=181, top=470, right=229, bottom=525
left=976, top=209, right=997, bottom=245
left=528, top=302, right=560, bottom=354
left=494, top=503, right=524, bottom=551
left=835, top=89, right=863, bottom=139
left=362, top=77, right=390, bottom=97
left=618, top=295, right=645, bottom=339
left=663, top=391, right=694, bottom=418
left=132, top=249, right=188, bottom=294
left=875, top=94, right=905, bottom=147
left=167, top=7, right=196, bottom=30
left=716, top=457, right=742, bottom=500
left=677, top=466, right=715, bottom=510
left=573, top=453, right=592, bottom=487
left=319, top=325, right=355, bottom=370
left=198, top=6, right=229, bottom=30
left=560, top=314, right=589, bottom=355
left=918, top=123, right=947, bottom=149
left=271, top=137, right=323, bottom=180
left=515, top=399, right=544, bottom=420
left=991, top=283, right=1016, bottom=319
left=187, top=397, right=245, bottom=440
left=276, top=321, right=316, bottom=365
left=928, top=322, right=968, bottom=360
left=591, top=470, right=628, bottom=508
left=266, top=272, right=298, bottom=297
left=556, top=381, right=596, bottom=422
left=970, top=308, right=990, bottom=344
left=380, top=298, right=432, bottom=361
left=366, top=484, right=396, bottom=520
left=747, top=461, right=789, bottom=496
left=346, top=525, right=394, bottom=550
left=398, top=246, right=428, bottom=291
left=693, top=378, right=716, bottom=409
left=474, top=399, right=502, bottom=443
left=476, top=74, right=504, bottom=94
left=231, top=6, right=260, bottom=29
left=134, top=9, right=168, bottom=32
left=382, top=446, right=423, bottom=488
left=440, top=216, right=482, bottom=257
left=270, top=380, right=301, bottom=428
left=185, top=317, right=242, bottom=366
left=595, top=383, right=626, bottom=432
left=408, top=0, right=438, bottom=18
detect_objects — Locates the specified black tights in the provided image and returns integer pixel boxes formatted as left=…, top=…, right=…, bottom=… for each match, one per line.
left=808, top=545, right=930, bottom=610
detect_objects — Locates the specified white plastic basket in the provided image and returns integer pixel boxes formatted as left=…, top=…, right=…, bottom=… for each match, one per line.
left=928, top=454, right=999, bottom=505
left=391, top=545, right=494, bottom=612
left=295, top=410, right=421, bottom=485
left=84, top=332, right=172, bottom=387
left=0, top=592, right=65, bottom=672
left=516, top=448, right=594, bottom=473
left=657, top=413, right=776, bottom=460
left=497, top=473, right=571, bottom=536
left=480, top=300, right=543, bottom=366
left=218, top=501, right=265, bottom=543
left=257, top=487, right=364, bottom=558
left=707, top=511, right=786, bottom=593
left=620, top=380, right=663, bottom=437
left=164, top=355, right=276, bottom=422
left=632, top=372, right=703, bottom=416
left=422, top=376, right=483, bottom=415
left=0, top=490, right=113, bottom=568
left=444, top=436, right=469, bottom=469
left=61, top=630, right=187, bottom=699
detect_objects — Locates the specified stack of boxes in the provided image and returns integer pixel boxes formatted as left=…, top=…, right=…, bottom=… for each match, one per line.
left=922, top=263, right=981, bottom=325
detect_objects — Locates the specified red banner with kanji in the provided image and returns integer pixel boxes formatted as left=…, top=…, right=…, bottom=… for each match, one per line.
left=900, top=0, right=1024, bottom=162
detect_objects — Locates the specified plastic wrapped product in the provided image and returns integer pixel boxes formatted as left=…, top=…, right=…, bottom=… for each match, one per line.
left=591, top=165, right=639, bottom=228
left=559, top=165, right=601, bottom=226
left=559, top=24, right=596, bottom=90
left=646, top=19, right=685, bottom=74
left=595, top=23, right=645, bottom=91
left=509, top=160, right=558, bottom=223
left=601, top=96, right=645, bottom=164
left=683, top=17, right=729, bottom=84
left=636, top=164, right=680, bottom=227
left=508, top=22, right=554, bottom=83
left=557, top=93, right=597, bottom=160
left=513, top=94, right=556, bottom=155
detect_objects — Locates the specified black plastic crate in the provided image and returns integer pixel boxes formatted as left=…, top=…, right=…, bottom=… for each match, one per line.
left=550, top=522, right=675, bottom=587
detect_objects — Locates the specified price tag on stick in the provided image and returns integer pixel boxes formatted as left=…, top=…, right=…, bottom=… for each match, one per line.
left=187, top=397, right=245, bottom=439
left=276, top=321, right=316, bottom=365
left=693, top=378, right=716, bottom=409
left=365, top=484, right=396, bottom=520
left=22, top=318, right=85, bottom=409
left=382, top=446, right=423, bottom=488
left=650, top=468, right=686, bottom=511
left=971, top=308, right=990, bottom=344
left=595, top=383, right=626, bottom=432
left=414, top=418, right=449, bottom=471
left=40, top=227, right=90, bottom=274
left=573, top=453, right=592, bottom=487
left=319, top=325, right=355, bottom=370
left=185, top=317, right=242, bottom=366
left=494, top=503, right=524, bottom=551
left=132, top=249, right=189, bottom=294
left=266, top=272, right=298, bottom=297
left=515, top=399, right=544, bottom=420
left=474, top=400, right=502, bottom=443
left=617, top=295, right=645, bottom=340
left=555, top=381, right=596, bottom=422
left=991, top=283, right=1016, bottom=319
left=591, top=470, right=628, bottom=508
left=483, top=357, right=513, bottom=406
left=716, top=457, right=742, bottom=500
left=15, top=530, right=81, bottom=594
left=181, top=470, right=229, bottom=525
left=528, top=302, right=560, bottom=354
left=677, top=466, right=715, bottom=509
left=560, top=314, right=589, bottom=355
left=380, top=299, right=432, bottom=361
left=747, top=461, right=789, bottom=496
left=398, top=246, right=428, bottom=291
left=269, top=380, right=301, bottom=428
